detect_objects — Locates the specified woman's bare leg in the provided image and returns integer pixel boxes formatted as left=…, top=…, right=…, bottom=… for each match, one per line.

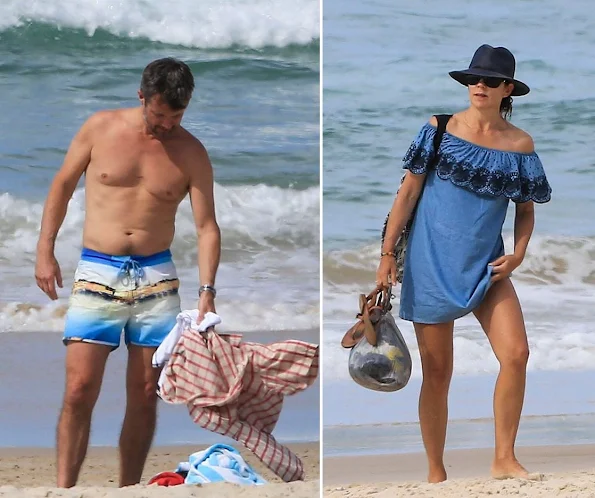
left=414, top=321, right=454, bottom=483
left=473, top=278, right=538, bottom=479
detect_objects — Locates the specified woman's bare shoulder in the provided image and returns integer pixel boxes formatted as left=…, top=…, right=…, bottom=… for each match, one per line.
left=506, top=124, right=535, bottom=153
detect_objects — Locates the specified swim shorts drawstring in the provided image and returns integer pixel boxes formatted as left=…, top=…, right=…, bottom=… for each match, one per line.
left=117, top=259, right=146, bottom=287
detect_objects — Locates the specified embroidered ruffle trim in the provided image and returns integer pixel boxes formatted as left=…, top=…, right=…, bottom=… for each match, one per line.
left=402, top=126, right=552, bottom=204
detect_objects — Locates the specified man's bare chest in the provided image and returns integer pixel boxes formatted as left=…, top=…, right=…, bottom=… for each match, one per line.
left=87, top=136, right=189, bottom=201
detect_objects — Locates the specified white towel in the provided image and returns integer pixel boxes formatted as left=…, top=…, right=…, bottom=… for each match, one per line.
left=152, top=311, right=221, bottom=368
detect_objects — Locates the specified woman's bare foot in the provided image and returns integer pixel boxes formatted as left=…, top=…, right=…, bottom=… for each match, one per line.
left=428, top=465, right=447, bottom=483
left=491, top=458, right=542, bottom=480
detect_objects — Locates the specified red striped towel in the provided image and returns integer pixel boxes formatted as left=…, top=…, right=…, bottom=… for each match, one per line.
left=157, top=329, right=319, bottom=482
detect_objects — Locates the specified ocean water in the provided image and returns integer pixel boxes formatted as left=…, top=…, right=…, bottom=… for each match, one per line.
left=0, top=0, right=320, bottom=335
left=322, top=0, right=595, bottom=440
left=0, top=1, right=320, bottom=446
left=323, top=370, right=595, bottom=456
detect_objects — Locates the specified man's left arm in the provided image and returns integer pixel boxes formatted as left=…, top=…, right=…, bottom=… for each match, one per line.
left=187, top=140, right=221, bottom=318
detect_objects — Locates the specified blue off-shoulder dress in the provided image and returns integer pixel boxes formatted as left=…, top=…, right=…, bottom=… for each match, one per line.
left=398, top=122, right=552, bottom=324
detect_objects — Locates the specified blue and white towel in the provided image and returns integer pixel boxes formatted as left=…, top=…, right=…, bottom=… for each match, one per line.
left=176, top=444, right=267, bottom=486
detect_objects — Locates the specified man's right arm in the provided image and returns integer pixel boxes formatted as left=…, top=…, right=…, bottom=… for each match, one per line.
left=35, top=112, right=104, bottom=299
left=37, top=113, right=102, bottom=254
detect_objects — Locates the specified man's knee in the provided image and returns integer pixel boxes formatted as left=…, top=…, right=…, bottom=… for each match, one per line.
left=62, top=342, right=111, bottom=414
left=127, top=378, right=159, bottom=409
left=63, top=378, right=101, bottom=414
left=125, top=343, right=161, bottom=410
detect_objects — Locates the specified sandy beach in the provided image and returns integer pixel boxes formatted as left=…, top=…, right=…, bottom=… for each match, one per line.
left=0, top=442, right=319, bottom=497
left=324, top=445, right=595, bottom=497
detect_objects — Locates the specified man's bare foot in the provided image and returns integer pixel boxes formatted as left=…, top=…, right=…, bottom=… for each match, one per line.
left=491, top=458, right=543, bottom=481
left=428, top=466, right=447, bottom=483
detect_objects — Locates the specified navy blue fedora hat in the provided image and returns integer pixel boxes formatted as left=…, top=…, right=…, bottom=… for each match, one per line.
left=449, top=44, right=530, bottom=96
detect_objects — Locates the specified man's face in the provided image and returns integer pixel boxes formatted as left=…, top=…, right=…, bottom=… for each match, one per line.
left=140, top=93, right=187, bottom=138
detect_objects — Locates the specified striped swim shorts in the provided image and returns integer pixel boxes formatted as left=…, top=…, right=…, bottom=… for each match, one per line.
left=62, top=248, right=181, bottom=349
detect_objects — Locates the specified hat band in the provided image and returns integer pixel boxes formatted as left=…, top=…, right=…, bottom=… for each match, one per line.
left=470, top=65, right=513, bottom=79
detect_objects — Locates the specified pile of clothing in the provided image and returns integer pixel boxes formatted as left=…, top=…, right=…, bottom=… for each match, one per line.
left=151, top=311, right=319, bottom=483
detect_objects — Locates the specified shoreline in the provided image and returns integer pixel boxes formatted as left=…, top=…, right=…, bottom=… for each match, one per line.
left=323, top=411, right=595, bottom=458
left=323, top=445, right=595, bottom=497
left=323, top=371, right=595, bottom=461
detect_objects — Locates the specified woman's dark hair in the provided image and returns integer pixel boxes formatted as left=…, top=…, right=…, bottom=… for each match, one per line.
left=500, top=95, right=513, bottom=120
left=140, top=58, right=195, bottom=110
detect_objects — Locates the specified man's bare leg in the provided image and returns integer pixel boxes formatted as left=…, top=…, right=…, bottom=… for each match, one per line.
left=119, top=345, right=161, bottom=487
left=57, top=342, right=111, bottom=488
left=414, top=321, right=454, bottom=483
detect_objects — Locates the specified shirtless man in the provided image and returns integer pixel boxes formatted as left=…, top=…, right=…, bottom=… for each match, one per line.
left=34, top=58, right=221, bottom=488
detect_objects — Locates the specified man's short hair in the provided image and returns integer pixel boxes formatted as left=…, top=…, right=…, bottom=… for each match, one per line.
left=140, top=58, right=195, bottom=110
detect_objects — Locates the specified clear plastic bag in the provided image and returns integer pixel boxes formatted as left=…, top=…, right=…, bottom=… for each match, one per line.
left=348, top=311, right=412, bottom=392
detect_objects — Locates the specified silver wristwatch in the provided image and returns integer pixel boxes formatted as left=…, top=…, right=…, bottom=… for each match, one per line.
left=198, top=284, right=217, bottom=298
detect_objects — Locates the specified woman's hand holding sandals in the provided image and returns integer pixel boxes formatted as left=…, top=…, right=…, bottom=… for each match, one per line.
left=376, top=252, right=397, bottom=288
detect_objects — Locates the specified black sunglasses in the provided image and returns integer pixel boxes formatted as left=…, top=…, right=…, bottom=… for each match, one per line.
left=464, top=75, right=509, bottom=88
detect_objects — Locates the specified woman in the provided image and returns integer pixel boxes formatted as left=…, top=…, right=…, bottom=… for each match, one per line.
left=377, top=44, right=551, bottom=483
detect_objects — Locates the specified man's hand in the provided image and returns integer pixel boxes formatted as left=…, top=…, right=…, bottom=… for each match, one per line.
left=35, top=253, right=63, bottom=300
left=197, top=291, right=216, bottom=323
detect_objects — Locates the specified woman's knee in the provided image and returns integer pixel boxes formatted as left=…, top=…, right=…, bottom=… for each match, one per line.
left=415, top=322, right=454, bottom=388
left=499, top=343, right=530, bottom=369
left=420, top=352, right=453, bottom=387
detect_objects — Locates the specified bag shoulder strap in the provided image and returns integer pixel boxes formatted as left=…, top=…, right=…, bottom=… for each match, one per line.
left=380, top=114, right=453, bottom=248
left=432, top=114, right=452, bottom=159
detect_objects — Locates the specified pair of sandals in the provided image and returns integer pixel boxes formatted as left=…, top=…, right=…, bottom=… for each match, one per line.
left=340, top=285, right=392, bottom=349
